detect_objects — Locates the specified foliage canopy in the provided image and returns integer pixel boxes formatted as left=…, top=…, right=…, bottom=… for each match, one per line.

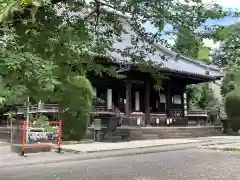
left=225, top=89, right=240, bottom=132
left=0, top=0, right=234, bottom=138
left=213, top=23, right=240, bottom=67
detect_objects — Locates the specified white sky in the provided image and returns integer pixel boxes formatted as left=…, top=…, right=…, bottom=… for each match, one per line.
left=183, top=0, right=240, bottom=48
left=202, top=0, right=240, bottom=48
left=202, top=0, right=240, bottom=9
left=180, top=0, right=240, bottom=9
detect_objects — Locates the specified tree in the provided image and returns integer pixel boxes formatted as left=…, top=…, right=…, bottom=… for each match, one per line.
left=173, top=26, right=201, bottom=59
left=213, top=23, right=240, bottom=67
left=225, top=89, right=240, bottom=132
left=198, top=45, right=211, bottom=62
left=221, top=62, right=240, bottom=97
left=0, top=0, right=233, bottom=138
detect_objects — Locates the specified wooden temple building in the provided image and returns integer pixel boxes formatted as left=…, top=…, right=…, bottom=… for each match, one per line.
left=88, top=18, right=223, bottom=127
left=90, top=59, right=222, bottom=126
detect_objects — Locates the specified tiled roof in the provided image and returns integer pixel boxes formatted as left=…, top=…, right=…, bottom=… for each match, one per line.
left=107, top=18, right=223, bottom=80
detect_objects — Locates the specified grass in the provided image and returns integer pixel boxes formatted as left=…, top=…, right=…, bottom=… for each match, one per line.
left=222, top=148, right=240, bottom=152
left=205, top=147, right=240, bottom=152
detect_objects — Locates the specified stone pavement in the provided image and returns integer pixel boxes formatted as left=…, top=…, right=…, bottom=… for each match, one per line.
left=58, top=139, right=204, bottom=153
left=58, top=136, right=240, bottom=153
left=0, top=141, right=226, bottom=169
left=1, top=136, right=240, bottom=169
left=1, top=148, right=240, bottom=180
left=0, top=138, right=212, bottom=168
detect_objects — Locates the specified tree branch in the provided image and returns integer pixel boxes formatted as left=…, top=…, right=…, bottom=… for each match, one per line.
left=64, top=1, right=72, bottom=25
left=83, top=10, right=97, bottom=21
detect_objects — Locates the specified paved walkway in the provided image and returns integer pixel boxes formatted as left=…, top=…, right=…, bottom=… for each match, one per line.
left=2, top=148, right=240, bottom=180
left=0, top=141, right=12, bottom=155
left=0, top=141, right=228, bottom=168
left=60, top=139, right=205, bottom=153
left=59, top=136, right=240, bottom=153
left=0, top=136, right=240, bottom=168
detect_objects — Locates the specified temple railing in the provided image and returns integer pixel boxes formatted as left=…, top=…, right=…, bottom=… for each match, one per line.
left=10, top=104, right=123, bottom=118
left=188, top=109, right=207, bottom=117
left=15, top=104, right=59, bottom=114
left=93, top=105, right=123, bottom=118
left=170, top=109, right=183, bottom=117
left=187, top=109, right=208, bottom=126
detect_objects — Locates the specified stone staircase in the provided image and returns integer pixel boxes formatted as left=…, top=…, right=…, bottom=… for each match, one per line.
left=92, top=126, right=224, bottom=142
left=0, top=127, right=10, bottom=142
left=131, top=126, right=223, bottom=140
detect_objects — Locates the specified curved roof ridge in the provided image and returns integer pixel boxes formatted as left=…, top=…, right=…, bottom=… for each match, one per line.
left=100, top=6, right=221, bottom=72
left=154, top=43, right=220, bottom=71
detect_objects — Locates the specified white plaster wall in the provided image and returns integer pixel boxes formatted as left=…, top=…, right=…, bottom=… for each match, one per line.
left=209, top=79, right=222, bottom=103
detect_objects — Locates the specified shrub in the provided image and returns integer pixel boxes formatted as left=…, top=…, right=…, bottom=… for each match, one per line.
left=58, top=76, right=93, bottom=141
left=225, top=90, right=240, bottom=132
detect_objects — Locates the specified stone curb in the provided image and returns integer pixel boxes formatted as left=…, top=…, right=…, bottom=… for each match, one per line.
left=56, top=140, right=240, bottom=154
left=61, top=140, right=95, bottom=145
left=52, top=140, right=211, bottom=154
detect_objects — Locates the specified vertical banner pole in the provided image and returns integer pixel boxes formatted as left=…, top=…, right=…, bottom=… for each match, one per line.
left=10, top=117, right=13, bottom=145
left=57, top=119, right=62, bottom=153
left=21, top=121, right=26, bottom=156
left=26, top=97, right=30, bottom=144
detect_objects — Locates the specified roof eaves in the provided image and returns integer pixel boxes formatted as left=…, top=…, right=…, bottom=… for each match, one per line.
left=159, top=67, right=216, bottom=81
left=94, top=8, right=222, bottom=77
left=153, top=41, right=220, bottom=72
left=180, top=55, right=220, bottom=71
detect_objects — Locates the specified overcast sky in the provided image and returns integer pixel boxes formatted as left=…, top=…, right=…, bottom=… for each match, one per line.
left=143, top=0, right=240, bottom=48
left=202, top=0, right=240, bottom=48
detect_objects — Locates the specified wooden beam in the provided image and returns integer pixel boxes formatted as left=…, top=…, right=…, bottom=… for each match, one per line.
left=165, top=81, right=171, bottom=117
left=125, top=78, right=132, bottom=117
left=145, top=78, right=150, bottom=125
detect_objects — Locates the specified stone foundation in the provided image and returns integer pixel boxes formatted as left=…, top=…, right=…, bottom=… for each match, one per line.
left=89, top=126, right=223, bottom=142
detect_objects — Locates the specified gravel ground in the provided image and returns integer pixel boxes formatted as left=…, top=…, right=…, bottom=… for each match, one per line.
left=0, top=148, right=240, bottom=180
left=0, top=143, right=11, bottom=155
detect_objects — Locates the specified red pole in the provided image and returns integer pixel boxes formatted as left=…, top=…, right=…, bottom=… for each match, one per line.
left=21, top=121, right=26, bottom=156
left=57, top=119, right=62, bottom=153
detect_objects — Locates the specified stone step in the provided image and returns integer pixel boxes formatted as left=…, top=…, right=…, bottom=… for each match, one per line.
left=140, top=128, right=221, bottom=132
left=141, top=134, right=159, bottom=139
left=135, top=130, right=221, bottom=135
left=11, top=143, right=52, bottom=154
left=90, top=127, right=224, bottom=141
left=131, top=131, right=223, bottom=140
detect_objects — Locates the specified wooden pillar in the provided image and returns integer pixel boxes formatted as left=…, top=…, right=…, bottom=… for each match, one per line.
left=117, top=86, right=121, bottom=110
left=181, top=90, right=184, bottom=117
left=145, top=79, right=150, bottom=125
left=135, top=91, right=140, bottom=111
left=92, top=86, right=97, bottom=97
left=165, top=81, right=172, bottom=117
left=157, top=90, right=161, bottom=112
left=107, top=89, right=112, bottom=109
left=125, top=78, right=132, bottom=117
left=183, top=88, right=188, bottom=117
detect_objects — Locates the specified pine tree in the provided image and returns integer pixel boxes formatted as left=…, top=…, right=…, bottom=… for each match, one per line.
left=173, top=26, right=201, bottom=59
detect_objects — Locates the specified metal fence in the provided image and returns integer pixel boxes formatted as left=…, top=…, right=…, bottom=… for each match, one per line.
left=0, top=120, right=62, bottom=147
left=0, top=126, right=11, bottom=142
